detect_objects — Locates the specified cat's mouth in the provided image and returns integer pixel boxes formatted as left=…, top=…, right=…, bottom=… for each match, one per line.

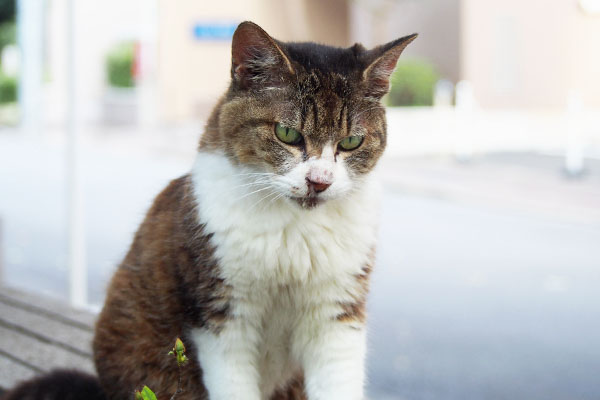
left=290, top=195, right=322, bottom=209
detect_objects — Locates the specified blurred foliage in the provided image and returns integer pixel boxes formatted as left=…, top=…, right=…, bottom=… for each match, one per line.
left=387, top=59, right=439, bottom=107
left=106, top=41, right=136, bottom=88
left=0, top=22, right=17, bottom=105
left=0, top=0, right=15, bottom=24
left=0, top=21, right=16, bottom=50
left=0, top=71, right=17, bottom=103
left=0, top=102, right=18, bottom=125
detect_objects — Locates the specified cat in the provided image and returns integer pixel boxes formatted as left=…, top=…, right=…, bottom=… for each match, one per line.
left=1, top=21, right=416, bottom=400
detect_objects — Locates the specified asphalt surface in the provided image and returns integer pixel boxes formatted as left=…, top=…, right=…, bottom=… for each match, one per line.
left=369, top=191, right=600, bottom=399
left=1, top=132, right=599, bottom=399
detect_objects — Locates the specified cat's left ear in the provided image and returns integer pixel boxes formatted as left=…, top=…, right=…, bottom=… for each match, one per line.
left=231, top=21, right=295, bottom=90
left=363, top=33, right=418, bottom=98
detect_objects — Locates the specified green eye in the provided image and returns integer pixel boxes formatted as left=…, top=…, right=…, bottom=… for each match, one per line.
left=338, top=136, right=363, bottom=151
left=275, top=123, right=303, bottom=145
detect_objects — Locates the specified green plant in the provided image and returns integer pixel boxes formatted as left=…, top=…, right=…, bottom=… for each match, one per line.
left=0, top=72, right=17, bottom=103
left=0, top=21, right=16, bottom=51
left=135, top=386, right=157, bottom=400
left=0, top=0, right=15, bottom=24
left=387, top=59, right=439, bottom=107
left=106, top=41, right=136, bottom=88
left=168, top=337, right=189, bottom=367
left=135, top=337, right=189, bottom=400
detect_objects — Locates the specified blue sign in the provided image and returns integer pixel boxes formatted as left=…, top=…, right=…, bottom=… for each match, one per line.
left=193, top=22, right=238, bottom=41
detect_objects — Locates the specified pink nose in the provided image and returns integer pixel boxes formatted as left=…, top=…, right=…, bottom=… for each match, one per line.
left=306, top=177, right=331, bottom=193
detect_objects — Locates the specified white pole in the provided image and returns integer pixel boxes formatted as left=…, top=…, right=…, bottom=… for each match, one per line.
left=17, top=0, right=44, bottom=136
left=138, top=0, right=159, bottom=129
left=0, top=217, right=4, bottom=284
left=434, top=79, right=454, bottom=108
left=66, top=0, right=86, bottom=308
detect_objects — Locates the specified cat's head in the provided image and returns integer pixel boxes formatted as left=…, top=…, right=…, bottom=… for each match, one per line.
left=201, top=21, right=416, bottom=208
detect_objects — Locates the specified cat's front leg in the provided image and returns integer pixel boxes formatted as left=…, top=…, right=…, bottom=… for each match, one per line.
left=295, top=320, right=367, bottom=400
left=192, top=319, right=261, bottom=400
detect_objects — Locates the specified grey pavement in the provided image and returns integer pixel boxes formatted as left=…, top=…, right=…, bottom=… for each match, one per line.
left=378, top=153, right=600, bottom=225
left=369, top=190, right=600, bottom=399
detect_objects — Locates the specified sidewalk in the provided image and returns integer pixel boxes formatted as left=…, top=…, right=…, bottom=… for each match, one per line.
left=379, top=152, right=600, bottom=226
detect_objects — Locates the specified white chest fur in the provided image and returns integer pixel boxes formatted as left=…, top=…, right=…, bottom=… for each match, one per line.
left=191, top=151, right=379, bottom=290
left=190, top=151, right=380, bottom=399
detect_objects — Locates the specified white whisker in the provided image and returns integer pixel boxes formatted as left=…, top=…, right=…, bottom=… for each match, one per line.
left=246, top=190, right=280, bottom=213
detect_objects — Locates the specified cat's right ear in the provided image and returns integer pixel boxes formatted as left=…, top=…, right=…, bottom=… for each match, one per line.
left=231, top=21, right=295, bottom=90
left=362, top=33, right=418, bottom=99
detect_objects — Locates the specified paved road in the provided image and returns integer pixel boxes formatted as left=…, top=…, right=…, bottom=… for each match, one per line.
left=370, top=192, right=600, bottom=399
left=1, top=132, right=599, bottom=399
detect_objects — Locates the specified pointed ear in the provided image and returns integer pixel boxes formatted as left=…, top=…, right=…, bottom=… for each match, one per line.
left=231, top=21, right=295, bottom=90
left=363, top=33, right=418, bottom=99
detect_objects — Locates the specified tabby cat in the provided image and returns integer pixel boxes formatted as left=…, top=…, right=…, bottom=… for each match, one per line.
left=2, top=21, right=416, bottom=400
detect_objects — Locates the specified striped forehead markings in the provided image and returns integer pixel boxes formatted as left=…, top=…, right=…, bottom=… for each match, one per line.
left=311, top=97, right=319, bottom=128
left=299, top=94, right=350, bottom=137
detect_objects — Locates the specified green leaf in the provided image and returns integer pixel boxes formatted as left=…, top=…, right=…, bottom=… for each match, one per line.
left=141, top=386, right=158, bottom=400
left=170, top=337, right=189, bottom=367
left=174, top=338, right=185, bottom=353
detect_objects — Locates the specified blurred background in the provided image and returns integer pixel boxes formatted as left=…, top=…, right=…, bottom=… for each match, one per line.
left=0, top=0, right=599, bottom=399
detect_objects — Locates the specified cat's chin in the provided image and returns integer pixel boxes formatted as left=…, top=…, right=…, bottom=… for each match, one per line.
left=290, top=196, right=323, bottom=209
